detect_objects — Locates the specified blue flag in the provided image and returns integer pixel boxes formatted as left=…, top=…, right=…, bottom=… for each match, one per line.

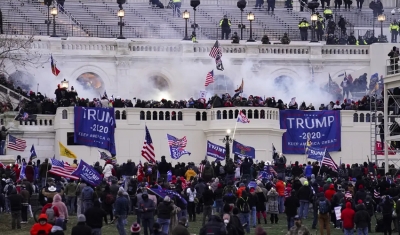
left=167, top=170, right=172, bottom=182
left=279, top=110, right=341, bottom=154
left=232, top=140, right=256, bottom=159
left=74, top=107, right=116, bottom=155
left=71, top=160, right=102, bottom=186
left=206, top=141, right=226, bottom=161
left=149, top=188, right=187, bottom=205
left=167, top=134, right=191, bottom=160
left=30, top=145, right=37, bottom=160
left=306, top=146, right=325, bottom=162
left=19, top=163, right=26, bottom=180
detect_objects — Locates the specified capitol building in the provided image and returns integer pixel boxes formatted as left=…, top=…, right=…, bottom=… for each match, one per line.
left=0, top=0, right=399, bottom=167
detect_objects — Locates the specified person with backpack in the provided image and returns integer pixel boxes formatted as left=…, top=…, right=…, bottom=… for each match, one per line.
left=317, top=191, right=331, bottom=235
left=101, top=185, right=115, bottom=224
left=81, top=183, right=94, bottom=214
left=41, top=197, right=60, bottom=225
left=52, top=194, right=68, bottom=230
left=199, top=215, right=227, bottom=235
left=202, top=162, right=214, bottom=183
left=237, top=191, right=251, bottom=233
left=266, top=187, right=279, bottom=224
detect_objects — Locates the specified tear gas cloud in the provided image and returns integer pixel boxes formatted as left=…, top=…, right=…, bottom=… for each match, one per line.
left=20, top=57, right=335, bottom=106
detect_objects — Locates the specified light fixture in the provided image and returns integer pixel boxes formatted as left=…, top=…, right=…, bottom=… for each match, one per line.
left=377, top=14, right=386, bottom=22
left=247, top=12, right=255, bottom=42
left=227, top=129, right=231, bottom=134
left=378, top=14, right=387, bottom=42
left=311, top=14, right=318, bottom=22
left=182, top=10, right=190, bottom=40
left=310, top=13, right=318, bottom=43
left=117, top=9, right=126, bottom=39
left=61, top=79, right=69, bottom=89
left=50, top=6, right=58, bottom=37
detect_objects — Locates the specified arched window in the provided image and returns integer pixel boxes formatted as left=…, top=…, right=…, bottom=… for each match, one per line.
left=359, top=113, right=365, bottom=122
left=115, top=110, right=121, bottom=120
left=248, top=110, right=253, bottom=119
left=140, top=111, right=145, bottom=120
left=202, top=112, right=207, bottom=121
left=146, top=111, right=151, bottom=120
left=366, top=113, right=370, bottom=122
left=122, top=111, right=127, bottom=120
left=223, top=110, right=227, bottom=119
left=228, top=110, right=233, bottom=119
left=172, top=111, right=177, bottom=121
left=217, top=110, right=221, bottom=120
left=353, top=113, right=359, bottom=122
left=165, top=111, right=170, bottom=120
left=254, top=110, right=259, bottom=119
left=260, top=110, right=265, bottom=119
left=62, top=110, right=68, bottom=119
left=234, top=110, right=239, bottom=119
left=178, top=111, right=183, bottom=121
left=153, top=111, right=158, bottom=120
left=159, top=111, right=164, bottom=120
left=196, top=111, right=201, bottom=121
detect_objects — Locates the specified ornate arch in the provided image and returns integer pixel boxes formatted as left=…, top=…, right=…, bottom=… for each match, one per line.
left=269, top=68, right=301, bottom=81
left=141, top=66, right=174, bottom=91
left=70, top=65, right=111, bottom=91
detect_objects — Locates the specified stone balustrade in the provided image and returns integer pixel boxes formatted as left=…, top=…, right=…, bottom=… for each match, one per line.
left=25, top=36, right=371, bottom=61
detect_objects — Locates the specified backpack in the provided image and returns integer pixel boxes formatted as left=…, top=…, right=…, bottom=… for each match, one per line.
left=81, top=187, right=93, bottom=201
left=105, top=193, right=115, bottom=205
left=239, top=197, right=250, bottom=213
left=45, top=206, right=55, bottom=224
left=318, top=200, right=329, bottom=214
left=219, top=166, right=225, bottom=175
left=5, top=185, right=15, bottom=196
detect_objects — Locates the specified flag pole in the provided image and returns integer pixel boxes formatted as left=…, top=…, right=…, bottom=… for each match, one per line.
left=318, top=148, right=327, bottom=176
left=231, top=119, right=238, bottom=157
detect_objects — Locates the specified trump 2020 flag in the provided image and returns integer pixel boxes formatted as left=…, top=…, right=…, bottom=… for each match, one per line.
left=74, top=107, right=116, bottom=155
left=167, top=134, right=191, bottom=160
left=206, top=141, right=226, bottom=161
left=30, top=145, right=37, bottom=160
left=71, top=160, right=102, bottom=186
left=232, top=140, right=256, bottom=159
left=306, top=146, right=325, bottom=162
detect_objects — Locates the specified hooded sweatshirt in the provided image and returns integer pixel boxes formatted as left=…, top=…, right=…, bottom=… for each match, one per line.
left=341, top=202, right=355, bottom=229
left=324, top=184, right=336, bottom=201
left=354, top=204, right=370, bottom=228
left=30, top=214, right=53, bottom=235
left=53, top=194, right=68, bottom=220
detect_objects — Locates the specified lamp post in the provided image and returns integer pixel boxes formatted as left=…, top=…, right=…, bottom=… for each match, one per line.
left=190, top=0, right=200, bottom=36
left=223, top=129, right=233, bottom=161
left=44, top=0, right=52, bottom=36
left=310, top=13, right=318, bottom=42
left=237, top=0, right=247, bottom=40
left=378, top=14, right=387, bottom=42
left=247, top=12, right=255, bottom=42
left=117, top=9, right=125, bottom=39
left=182, top=10, right=190, bottom=40
left=61, top=79, right=69, bottom=89
left=50, top=6, right=58, bottom=37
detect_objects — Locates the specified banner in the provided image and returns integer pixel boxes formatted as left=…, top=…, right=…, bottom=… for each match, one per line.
left=74, top=107, right=116, bottom=155
left=206, top=141, right=226, bottom=161
left=232, top=140, right=255, bottom=159
left=306, top=146, right=325, bottom=162
left=375, top=141, right=396, bottom=155
left=167, top=134, right=191, bottom=160
left=199, top=90, right=206, bottom=99
left=71, top=160, right=102, bottom=186
left=279, top=110, right=341, bottom=154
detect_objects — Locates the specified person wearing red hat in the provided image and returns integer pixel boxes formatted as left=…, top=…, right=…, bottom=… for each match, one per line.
left=354, top=200, right=370, bottom=235
left=130, top=222, right=141, bottom=235
left=355, top=185, right=367, bottom=204
left=341, top=202, right=355, bottom=235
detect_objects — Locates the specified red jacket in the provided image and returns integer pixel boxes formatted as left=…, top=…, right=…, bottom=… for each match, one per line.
left=341, top=202, right=355, bottom=229
left=324, top=184, right=336, bottom=201
left=25, top=165, right=35, bottom=183
left=30, top=214, right=53, bottom=235
left=276, top=180, right=285, bottom=196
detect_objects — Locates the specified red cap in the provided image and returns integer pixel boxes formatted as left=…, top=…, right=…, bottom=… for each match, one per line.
left=357, top=199, right=363, bottom=204
left=358, top=185, right=364, bottom=189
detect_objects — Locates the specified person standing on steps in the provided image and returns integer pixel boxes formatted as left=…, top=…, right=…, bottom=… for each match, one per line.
left=219, top=15, right=232, bottom=40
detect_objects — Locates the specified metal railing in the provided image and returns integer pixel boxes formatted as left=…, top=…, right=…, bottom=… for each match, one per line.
left=387, top=58, right=400, bottom=76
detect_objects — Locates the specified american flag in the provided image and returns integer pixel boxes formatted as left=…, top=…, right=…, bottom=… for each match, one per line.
left=209, top=40, right=222, bottom=58
left=321, top=150, right=338, bottom=172
left=374, top=189, right=380, bottom=198
left=7, top=135, right=27, bottom=151
left=51, top=55, right=60, bottom=76
left=168, top=135, right=187, bottom=148
left=265, top=164, right=277, bottom=176
left=204, top=70, right=214, bottom=87
left=237, top=111, right=250, bottom=123
left=141, top=125, right=155, bottom=163
left=49, top=158, right=79, bottom=180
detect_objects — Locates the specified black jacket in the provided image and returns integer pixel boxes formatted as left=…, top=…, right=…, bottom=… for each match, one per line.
left=8, top=193, right=23, bottom=211
left=157, top=201, right=174, bottom=219
left=199, top=215, right=227, bottom=235
left=171, top=223, right=190, bottom=235
left=354, top=205, right=370, bottom=228
left=297, top=186, right=312, bottom=201
left=158, top=160, right=171, bottom=175
left=284, top=195, right=300, bottom=217
left=84, top=206, right=107, bottom=229
left=71, top=223, right=92, bottom=235
left=202, top=189, right=215, bottom=206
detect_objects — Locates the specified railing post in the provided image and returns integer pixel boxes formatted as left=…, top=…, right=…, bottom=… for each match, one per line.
left=97, top=25, right=99, bottom=37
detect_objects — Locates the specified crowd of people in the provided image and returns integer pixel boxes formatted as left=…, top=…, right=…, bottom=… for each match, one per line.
left=1, top=153, right=400, bottom=235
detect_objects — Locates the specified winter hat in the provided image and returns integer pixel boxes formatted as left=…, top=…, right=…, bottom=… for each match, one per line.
left=78, top=214, right=86, bottom=222
left=358, top=185, right=364, bottom=189
left=164, top=196, right=171, bottom=202
left=303, top=181, right=309, bottom=186
left=131, top=223, right=141, bottom=233
left=357, top=199, right=363, bottom=204
left=327, top=178, right=332, bottom=183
